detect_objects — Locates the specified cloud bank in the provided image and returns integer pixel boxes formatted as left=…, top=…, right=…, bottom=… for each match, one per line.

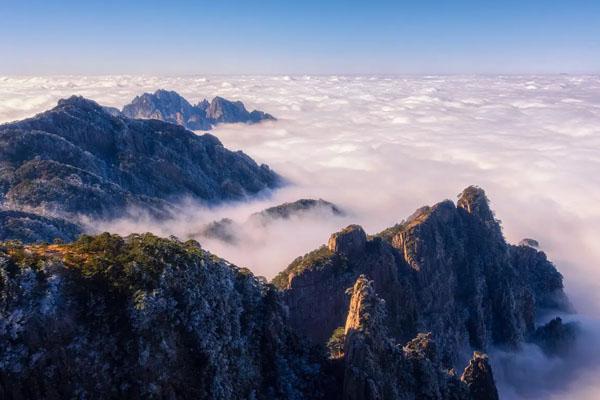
left=1, top=74, right=600, bottom=398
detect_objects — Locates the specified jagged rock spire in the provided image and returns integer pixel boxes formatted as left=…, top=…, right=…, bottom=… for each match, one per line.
left=343, top=276, right=475, bottom=400
left=344, top=275, right=385, bottom=337
left=457, top=186, right=495, bottom=223
left=461, top=352, right=499, bottom=400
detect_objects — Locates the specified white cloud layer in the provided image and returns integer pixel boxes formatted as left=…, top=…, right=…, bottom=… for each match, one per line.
left=1, top=75, right=600, bottom=398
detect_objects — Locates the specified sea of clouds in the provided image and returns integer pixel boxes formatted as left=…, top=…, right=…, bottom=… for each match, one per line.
left=1, top=74, right=600, bottom=398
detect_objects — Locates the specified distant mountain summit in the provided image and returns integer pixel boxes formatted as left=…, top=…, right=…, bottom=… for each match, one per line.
left=249, top=199, right=344, bottom=224
left=200, top=198, right=345, bottom=244
left=0, top=96, right=280, bottom=241
left=121, top=89, right=275, bottom=130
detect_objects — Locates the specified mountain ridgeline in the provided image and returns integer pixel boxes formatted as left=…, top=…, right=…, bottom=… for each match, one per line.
left=274, top=186, right=571, bottom=399
left=200, top=199, right=345, bottom=244
left=121, top=89, right=275, bottom=130
left=0, top=186, right=574, bottom=399
left=0, top=96, right=280, bottom=241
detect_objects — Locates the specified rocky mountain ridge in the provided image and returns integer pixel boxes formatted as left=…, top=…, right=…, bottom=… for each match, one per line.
left=0, top=186, right=576, bottom=399
left=121, top=89, right=275, bottom=130
left=342, top=276, right=499, bottom=400
left=201, top=198, right=344, bottom=244
left=0, top=96, right=280, bottom=242
left=275, top=186, right=571, bottom=398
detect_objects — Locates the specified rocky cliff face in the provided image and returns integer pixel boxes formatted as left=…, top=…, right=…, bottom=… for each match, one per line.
left=0, top=187, right=574, bottom=399
left=342, top=275, right=499, bottom=400
left=0, top=96, right=280, bottom=223
left=0, top=233, right=331, bottom=400
left=275, top=186, right=569, bottom=375
left=460, top=353, right=499, bottom=400
left=121, top=90, right=275, bottom=130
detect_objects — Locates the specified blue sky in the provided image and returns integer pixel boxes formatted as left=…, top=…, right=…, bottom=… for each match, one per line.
left=1, top=0, right=599, bottom=74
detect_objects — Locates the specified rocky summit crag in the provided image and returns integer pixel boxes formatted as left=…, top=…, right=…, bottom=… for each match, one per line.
left=121, top=89, right=275, bottom=130
left=0, top=187, right=575, bottom=399
left=274, top=186, right=571, bottom=399
left=0, top=96, right=280, bottom=241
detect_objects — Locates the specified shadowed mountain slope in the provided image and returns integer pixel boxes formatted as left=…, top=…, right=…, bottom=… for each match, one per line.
left=0, top=96, right=280, bottom=223
left=275, top=187, right=569, bottom=364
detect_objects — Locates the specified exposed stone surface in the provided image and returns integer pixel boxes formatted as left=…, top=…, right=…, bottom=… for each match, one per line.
left=0, top=187, right=577, bottom=399
left=0, top=234, right=330, bottom=400
left=328, top=225, right=367, bottom=256
left=0, top=210, right=82, bottom=244
left=456, top=186, right=497, bottom=229
left=342, top=276, right=498, bottom=400
left=206, top=96, right=275, bottom=125
left=276, top=186, right=569, bottom=367
left=460, top=353, right=499, bottom=400
left=121, top=90, right=275, bottom=130
left=509, top=243, right=569, bottom=310
left=0, top=96, right=280, bottom=225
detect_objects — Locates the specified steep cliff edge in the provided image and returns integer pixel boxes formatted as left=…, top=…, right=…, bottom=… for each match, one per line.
left=275, top=186, right=569, bottom=366
left=342, top=275, right=499, bottom=400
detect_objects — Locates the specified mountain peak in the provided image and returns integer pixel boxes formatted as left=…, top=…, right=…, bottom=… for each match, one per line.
left=154, top=89, right=181, bottom=97
left=0, top=98, right=280, bottom=221
left=461, top=352, right=500, bottom=400
left=327, top=224, right=367, bottom=255
left=457, top=185, right=495, bottom=222
left=344, top=275, right=385, bottom=336
left=121, top=89, right=274, bottom=130
left=57, top=95, right=104, bottom=112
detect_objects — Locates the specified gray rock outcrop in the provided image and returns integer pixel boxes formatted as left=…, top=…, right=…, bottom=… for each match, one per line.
left=274, top=186, right=570, bottom=396
left=121, top=90, right=275, bottom=130
left=342, top=275, right=498, bottom=400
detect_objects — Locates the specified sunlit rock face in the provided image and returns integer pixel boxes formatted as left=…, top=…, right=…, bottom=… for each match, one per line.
left=0, top=187, right=573, bottom=399
left=328, top=225, right=367, bottom=256
left=460, top=353, right=499, bottom=400
left=121, top=89, right=275, bottom=130
left=0, top=96, right=280, bottom=223
left=0, top=234, right=331, bottom=400
left=342, top=275, right=499, bottom=400
left=276, top=187, right=569, bottom=365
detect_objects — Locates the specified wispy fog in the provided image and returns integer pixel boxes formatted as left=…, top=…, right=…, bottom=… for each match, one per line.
left=1, top=75, right=600, bottom=398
